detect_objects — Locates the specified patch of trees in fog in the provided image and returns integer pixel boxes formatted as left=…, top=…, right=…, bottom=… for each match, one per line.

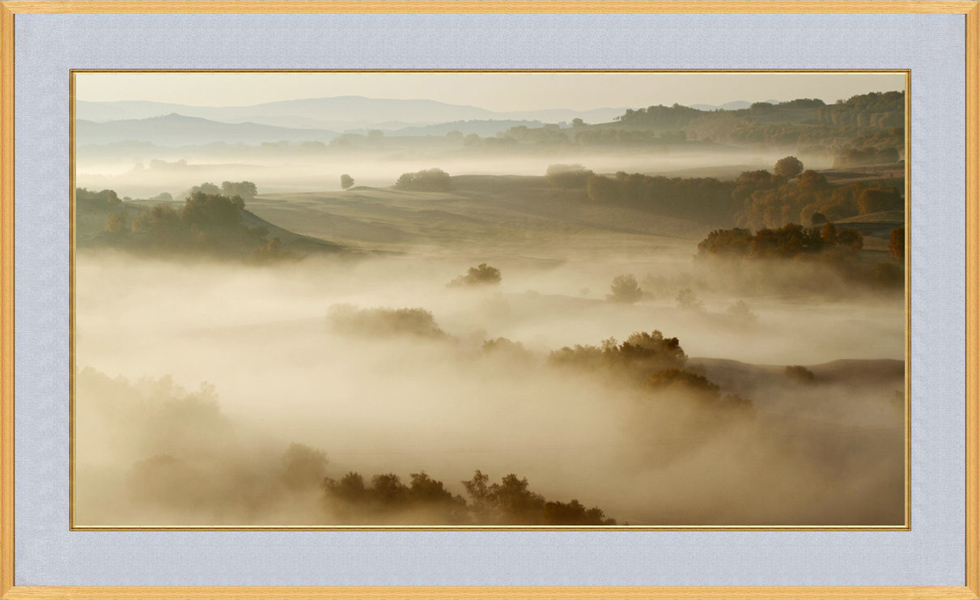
left=395, top=168, right=452, bottom=191
left=612, top=92, right=903, bottom=155
left=327, top=305, right=448, bottom=339
left=549, top=330, right=687, bottom=376
left=324, top=469, right=616, bottom=525
left=698, top=223, right=862, bottom=259
left=732, top=167, right=902, bottom=229
left=324, top=296, right=756, bottom=420
left=545, top=164, right=594, bottom=188
left=607, top=274, right=644, bottom=304
left=78, top=367, right=617, bottom=526
left=697, top=222, right=905, bottom=289
left=448, top=263, right=502, bottom=288
left=538, top=154, right=902, bottom=231
left=548, top=331, right=752, bottom=413
left=109, top=190, right=287, bottom=259
left=814, top=91, right=905, bottom=127
left=77, top=183, right=343, bottom=261
left=183, top=181, right=258, bottom=202
left=583, top=171, right=738, bottom=225
left=447, top=92, right=902, bottom=164
left=77, top=188, right=124, bottom=211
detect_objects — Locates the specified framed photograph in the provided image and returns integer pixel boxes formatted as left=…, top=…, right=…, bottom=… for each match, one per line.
left=1, top=2, right=977, bottom=598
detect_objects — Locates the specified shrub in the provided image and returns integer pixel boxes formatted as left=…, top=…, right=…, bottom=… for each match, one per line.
left=545, top=164, right=594, bottom=188
left=448, top=263, right=501, bottom=287
left=395, top=168, right=451, bottom=191
left=607, top=274, right=643, bottom=304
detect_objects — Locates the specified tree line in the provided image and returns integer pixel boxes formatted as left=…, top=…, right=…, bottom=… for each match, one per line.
left=78, top=182, right=294, bottom=261
left=323, top=469, right=616, bottom=526
left=697, top=222, right=905, bottom=289
left=542, top=156, right=902, bottom=229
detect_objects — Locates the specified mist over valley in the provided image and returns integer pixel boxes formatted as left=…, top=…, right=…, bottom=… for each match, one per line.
left=74, top=76, right=908, bottom=527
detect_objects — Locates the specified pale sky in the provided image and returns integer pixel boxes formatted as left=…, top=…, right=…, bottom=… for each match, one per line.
left=75, top=72, right=906, bottom=111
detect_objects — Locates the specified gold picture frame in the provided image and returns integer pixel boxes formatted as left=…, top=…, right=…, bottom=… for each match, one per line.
left=1, top=2, right=978, bottom=598
left=65, top=67, right=914, bottom=534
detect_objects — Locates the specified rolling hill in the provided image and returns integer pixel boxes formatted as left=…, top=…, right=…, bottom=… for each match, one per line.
left=76, top=114, right=338, bottom=146
left=76, top=96, right=625, bottom=131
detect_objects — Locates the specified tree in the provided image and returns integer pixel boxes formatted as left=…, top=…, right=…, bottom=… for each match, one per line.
left=836, top=228, right=864, bottom=252
left=676, top=288, right=704, bottom=311
left=220, top=181, right=257, bottom=201
left=773, top=156, right=804, bottom=178
left=340, top=174, right=355, bottom=190
left=697, top=228, right=753, bottom=257
left=324, top=472, right=368, bottom=503
left=105, top=212, right=127, bottom=235
left=545, top=164, right=594, bottom=189
left=395, top=168, right=452, bottom=191
left=371, top=474, right=408, bottom=507
left=607, top=274, right=643, bottom=304
left=76, top=188, right=122, bottom=210
left=571, top=118, right=585, bottom=128
left=281, top=443, right=328, bottom=491
left=187, top=182, right=221, bottom=197
left=542, top=499, right=614, bottom=525
left=327, top=305, right=447, bottom=338
left=857, top=187, right=902, bottom=214
left=796, top=170, right=831, bottom=192
left=820, top=222, right=838, bottom=245
left=889, top=227, right=905, bottom=262
left=448, top=263, right=501, bottom=287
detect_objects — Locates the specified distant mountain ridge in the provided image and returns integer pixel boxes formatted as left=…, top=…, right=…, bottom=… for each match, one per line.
left=687, top=100, right=783, bottom=111
left=76, top=113, right=338, bottom=146
left=76, top=96, right=626, bottom=130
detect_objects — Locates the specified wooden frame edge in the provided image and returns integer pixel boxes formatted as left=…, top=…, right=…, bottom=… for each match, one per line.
left=0, top=1, right=14, bottom=598
left=0, top=0, right=977, bottom=14
left=965, top=3, right=980, bottom=599
left=0, top=586, right=978, bottom=600
left=0, top=1, right=978, bottom=599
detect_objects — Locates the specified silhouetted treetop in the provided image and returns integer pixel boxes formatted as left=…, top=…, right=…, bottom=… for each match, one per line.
left=322, top=468, right=616, bottom=526
left=549, top=330, right=687, bottom=377
left=449, top=263, right=502, bottom=288
left=774, top=156, right=804, bottom=178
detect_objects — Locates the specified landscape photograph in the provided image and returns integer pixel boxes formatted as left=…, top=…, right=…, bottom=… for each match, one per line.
left=72, top=71, right=908, bottom=528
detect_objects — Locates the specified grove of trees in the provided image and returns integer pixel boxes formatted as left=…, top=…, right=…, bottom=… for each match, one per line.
left=80, top=185, right=297, bottom=261
left=448, top=263, right=502, bottom=288
left=585, top=171, right=738, bottom=225
left=545, top=164, right=594, bottom=188
left=327, top=305, right=448, bottom=339
left=697, top=223, right=864, bottom=260
left=323, top=469, right=616, bottom=526
left=733, top=169, right=902, bottom=230
left=395, top=168, right=452, bottom=191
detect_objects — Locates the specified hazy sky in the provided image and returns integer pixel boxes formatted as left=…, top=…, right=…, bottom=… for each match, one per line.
left=75, top=72, right=906, bottom=111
